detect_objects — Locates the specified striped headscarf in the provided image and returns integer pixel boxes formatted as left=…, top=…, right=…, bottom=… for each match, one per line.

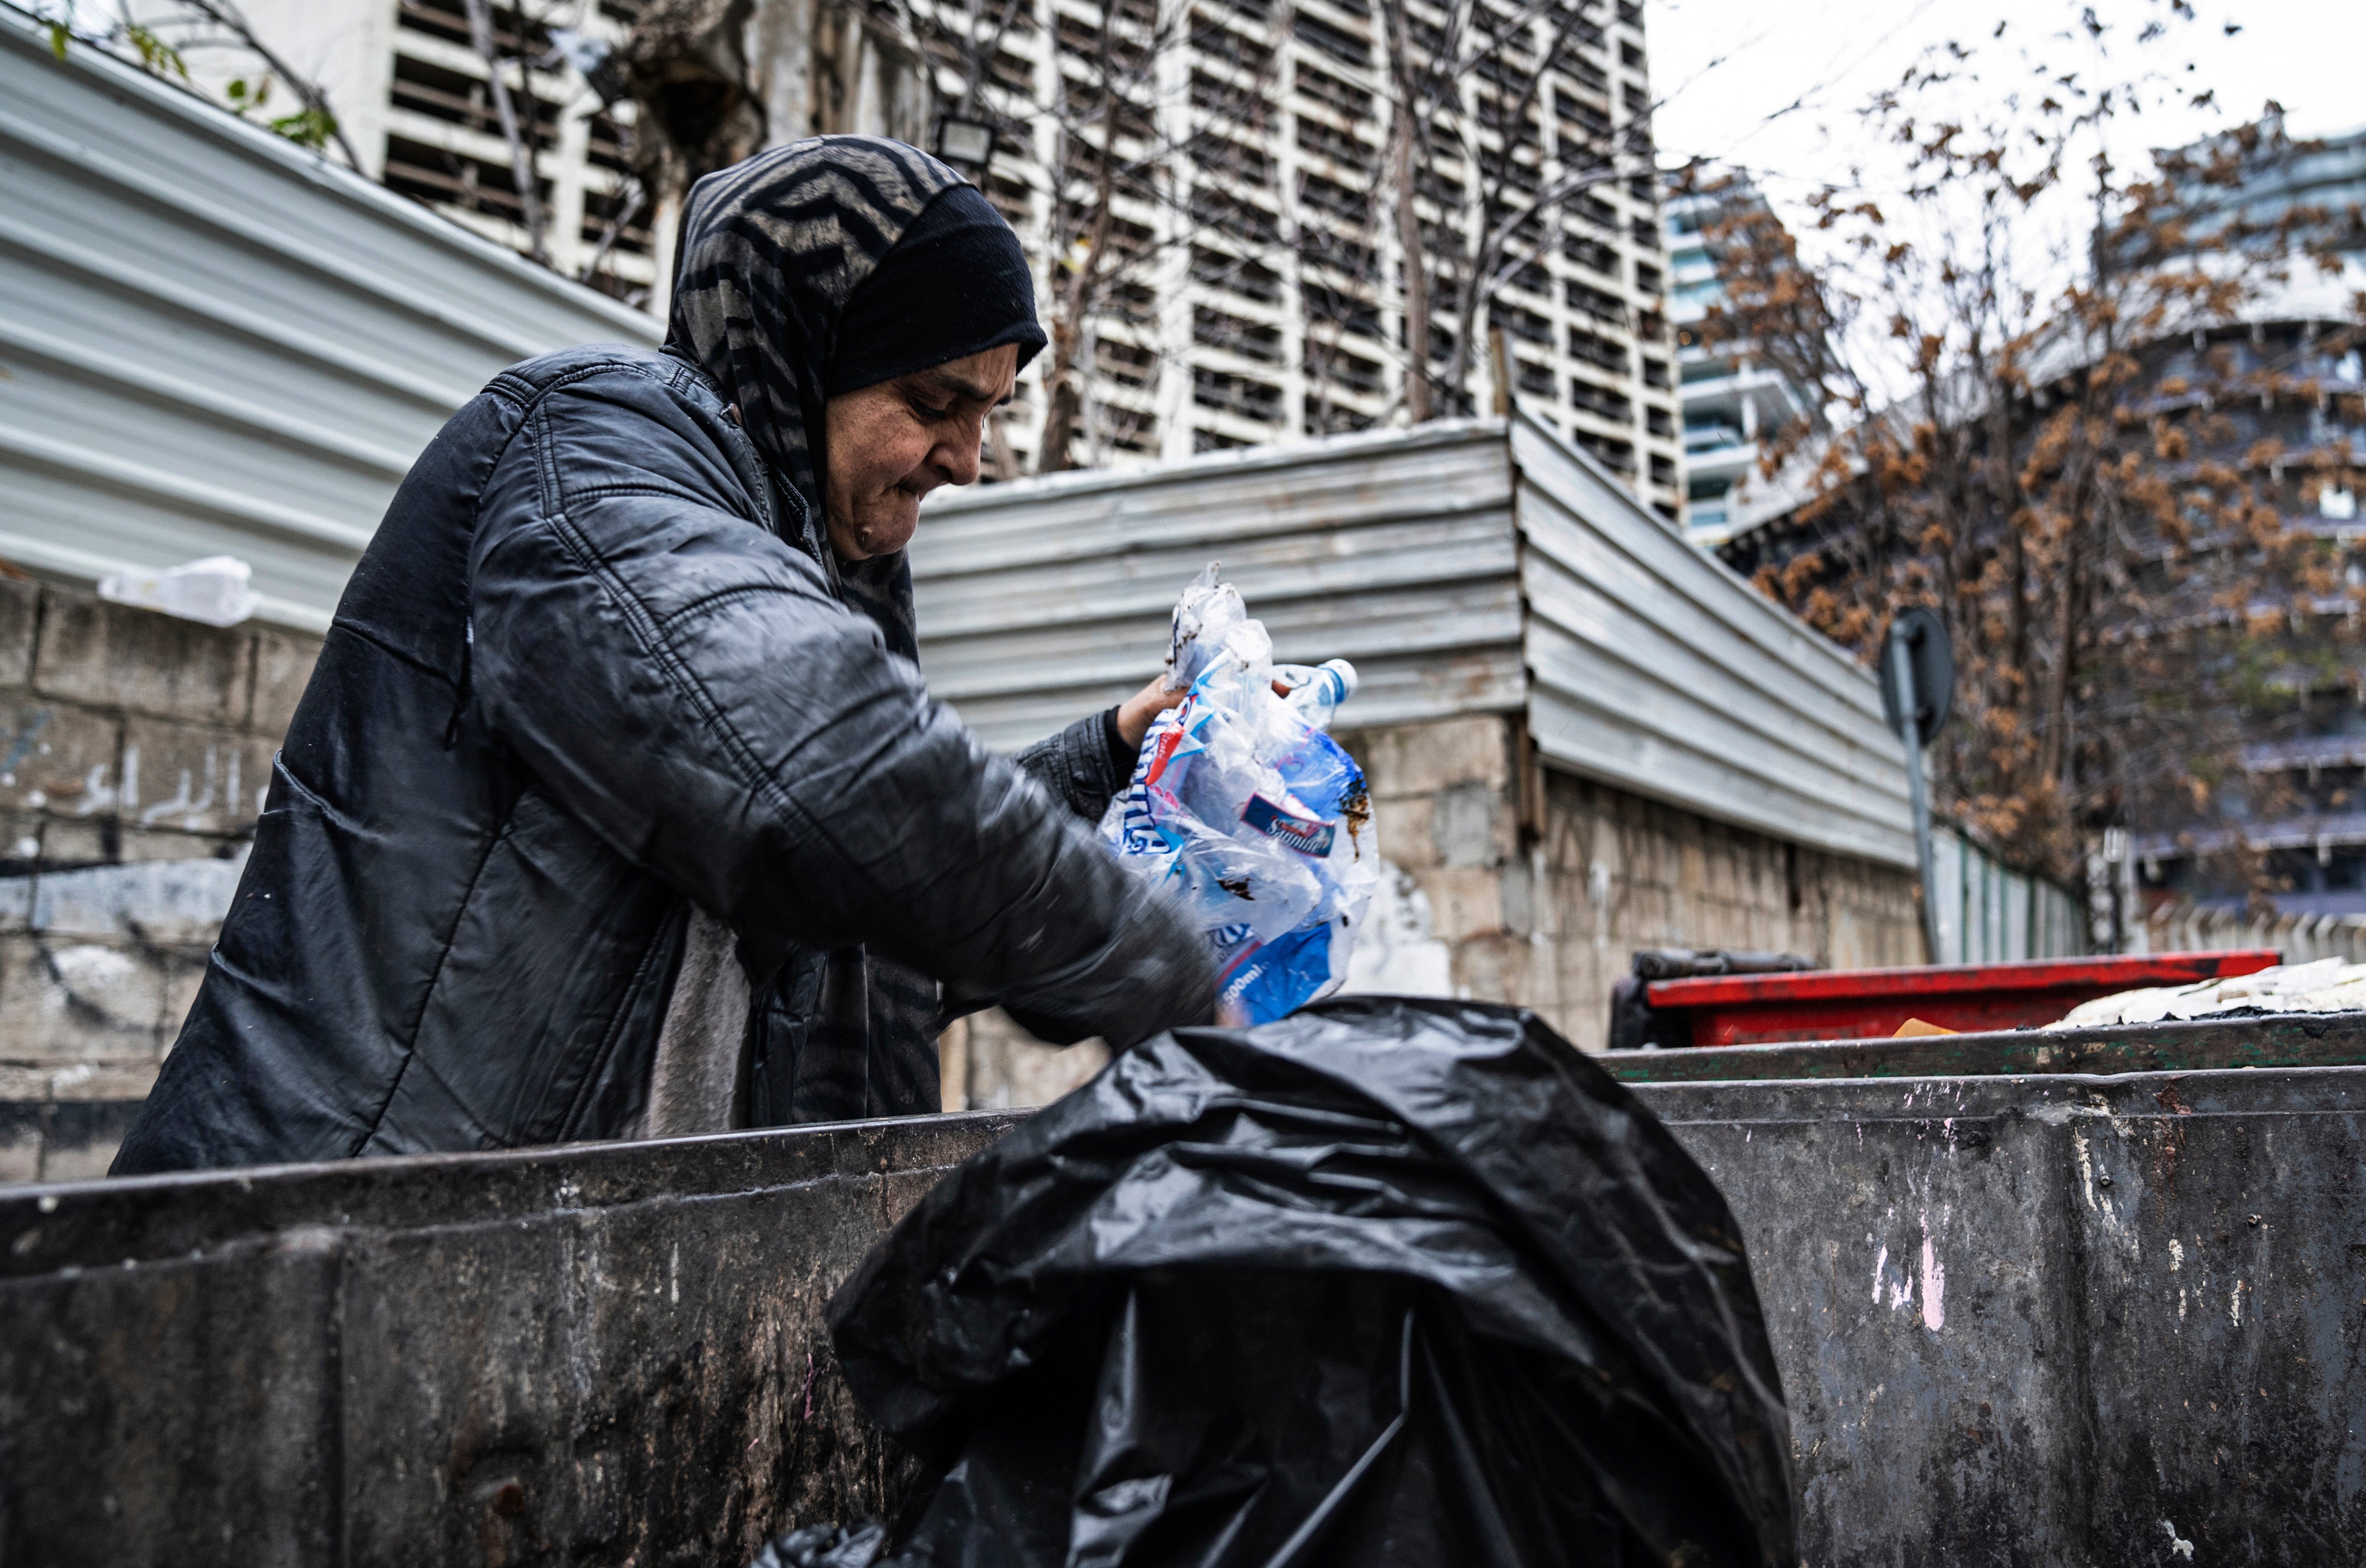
left=663, top=137, right=1040, bottom=1125
left=663, top=135, right=967, bottom=657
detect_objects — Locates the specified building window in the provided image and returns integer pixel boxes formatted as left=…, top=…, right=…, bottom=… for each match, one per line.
left=1096, top=339, right=1158, bottom=387
left=1562, top=233, right=1617, bottom=277
left=1191, top=247, right=1282, bottom=304
left=1106, top=418, right=1160, bottom=455
left=1575, top=431, right=1636, bottom=473
left=1191, top=368, right=1283, bottom=420
left=1297, top=171, right=1369, bottom=226
left=1567, top=328, right=1628, bottom=375
left=1291, top=12, right=1371, bottom=66
left=1193, top=307, right=1284, bottom=363
left=1305, top=282, right=1383, bottom=344
left=1295, top=63, right=1373, bottom=118
left=1498, top=304, right=1553, bottom=345
left=1569, top=375, right=1631, bottom=421
left=1566, top=281, right=1625, bottom=323
left=1188, top=10, right=1274, bottom=71
left=1308, top=340, right=1386, bottom=396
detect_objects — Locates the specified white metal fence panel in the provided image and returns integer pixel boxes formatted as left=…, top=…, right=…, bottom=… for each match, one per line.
left=916, top=416, right=1924, bottom=877
left=2141, top=906, right=2356, bottom=965
left=0, top=14, right=657, bottom=631
left=1508, top=418, right=1916, bottom=869
left=912, top=422, right=1526, bottom=752
left=1928, top=826, right=2087, bottom=963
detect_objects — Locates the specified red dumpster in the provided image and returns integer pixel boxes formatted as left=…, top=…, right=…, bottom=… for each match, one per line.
left=1645, top=950, right=2282, bottom=1047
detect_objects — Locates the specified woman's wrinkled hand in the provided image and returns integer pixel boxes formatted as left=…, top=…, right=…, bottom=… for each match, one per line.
left=1114, top=674, right=1189, bottom=750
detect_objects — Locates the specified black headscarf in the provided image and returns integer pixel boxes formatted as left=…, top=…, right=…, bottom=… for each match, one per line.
left=830, top=184, right=1047, bottom=396
left=663, top=136, right=1043, bottom=659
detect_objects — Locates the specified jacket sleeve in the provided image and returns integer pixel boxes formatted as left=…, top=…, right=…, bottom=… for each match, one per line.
left=1013, top=707, right=1137, bottom=823
left=466, top=370, right=1212, bottom=1048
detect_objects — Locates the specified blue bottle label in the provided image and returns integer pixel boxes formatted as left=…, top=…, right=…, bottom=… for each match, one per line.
left=1240, top=794, right=1335, bottom=856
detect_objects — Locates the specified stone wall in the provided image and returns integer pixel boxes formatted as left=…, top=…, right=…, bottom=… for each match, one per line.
left=0, top=575, right=320, bottom=1181
left=946, top=713, right=1923, bottom=1107
left=1351, top=714, right=1923, bottom=1050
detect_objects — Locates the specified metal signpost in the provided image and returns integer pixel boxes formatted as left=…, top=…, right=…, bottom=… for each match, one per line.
left=1879, top=607, right=1954, bottom=964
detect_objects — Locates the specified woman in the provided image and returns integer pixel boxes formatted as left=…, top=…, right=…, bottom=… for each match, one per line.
left=112, top=138, right=1213, bottom=1174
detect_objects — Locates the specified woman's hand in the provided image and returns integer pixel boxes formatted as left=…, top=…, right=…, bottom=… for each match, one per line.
left=1114, top=675, right=1189, bottom=750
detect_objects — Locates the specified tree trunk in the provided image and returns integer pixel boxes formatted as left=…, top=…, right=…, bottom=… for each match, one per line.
left=463, top=0, right=548, bottom=264
left=1037, top=81, right=1121, bottom=473
left=1392, top=87, right=1431, bottom=423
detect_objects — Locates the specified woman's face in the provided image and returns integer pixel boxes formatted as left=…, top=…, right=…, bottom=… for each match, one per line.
left=821, top=343, right=1019, bottom=559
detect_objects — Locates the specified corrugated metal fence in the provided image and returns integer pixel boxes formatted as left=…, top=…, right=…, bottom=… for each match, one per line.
left=1506, top=420, right=1914, bottom=869
left=917, top=413, right=1919, bottom=870
left=0, top=12, right=656, bottom=631
left=1930, top=825, right=2088, bottom=964
left=914, top=420, right=1527, bottom=746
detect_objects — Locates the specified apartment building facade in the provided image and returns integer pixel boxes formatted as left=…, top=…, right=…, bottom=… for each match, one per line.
left=134, top=0, right=662, bottom=303
left=168, top=0, right=1678, bottom=510
left=934, top=0, right=1682, bottom=509
left=1663, top=174, right=1817, bottom=548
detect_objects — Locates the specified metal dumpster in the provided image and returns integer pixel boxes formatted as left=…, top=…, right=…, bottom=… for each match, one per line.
left=0, top=1115, right=1019, bottom=1567
left=1610, top=1014, right=2366, bottom=1566
left=3, top=1012, right=2362, bottom=1566
left=1644, top=948, right=2280, bottom=1044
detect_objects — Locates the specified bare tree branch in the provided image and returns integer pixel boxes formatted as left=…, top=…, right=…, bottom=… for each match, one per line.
left=463, top=0, right=550, bottom=263
left=168, top=0, right=367, bottom=172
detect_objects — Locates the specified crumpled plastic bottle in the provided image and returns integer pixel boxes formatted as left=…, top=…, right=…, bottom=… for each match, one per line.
left=1099, top=565, right=1379, bottom=1024
left=96, top=555, right=259, bottom=627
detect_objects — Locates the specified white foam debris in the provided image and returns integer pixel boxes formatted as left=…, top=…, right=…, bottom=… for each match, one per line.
left=2051, top=959, right=2366, bottom=1029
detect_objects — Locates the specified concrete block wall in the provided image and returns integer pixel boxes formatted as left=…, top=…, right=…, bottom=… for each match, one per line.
left=948, top=713, right=1924, bottom=1108
left=1345, top=715, right=1921, bottom=1051
left=0, top=575, right=320, bottom=1181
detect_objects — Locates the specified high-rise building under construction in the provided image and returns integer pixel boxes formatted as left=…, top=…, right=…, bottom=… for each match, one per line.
left=150, top=0, right=1680, bottom=516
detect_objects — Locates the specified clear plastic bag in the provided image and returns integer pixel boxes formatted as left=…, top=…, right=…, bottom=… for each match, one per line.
left=1100, top=565, right=1379, bottom=1023
left=96, top=555, right=258, bottom=627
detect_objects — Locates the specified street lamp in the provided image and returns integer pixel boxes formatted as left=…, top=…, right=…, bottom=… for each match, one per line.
left=935, top=116, right=995, bottom=171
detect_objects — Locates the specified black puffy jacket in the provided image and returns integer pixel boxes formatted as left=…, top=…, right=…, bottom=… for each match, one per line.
left=110, top=345, right=1212, bottom=1173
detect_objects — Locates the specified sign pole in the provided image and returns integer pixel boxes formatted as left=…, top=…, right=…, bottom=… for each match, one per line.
left=1889, top=634, right=1941, bottom=964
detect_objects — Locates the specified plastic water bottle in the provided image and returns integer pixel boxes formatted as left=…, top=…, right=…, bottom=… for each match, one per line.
left=98, top=555, right=259, bottom=627
left=1280, top=659, right=1358, bottom=731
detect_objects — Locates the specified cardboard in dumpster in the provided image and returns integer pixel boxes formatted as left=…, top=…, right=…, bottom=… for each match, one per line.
left=753, top=998, right=1796, bottom=1567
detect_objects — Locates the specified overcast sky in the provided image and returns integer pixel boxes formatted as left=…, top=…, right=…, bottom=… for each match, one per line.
left=1646, top=0, right=2363, bottom=400
left=1650, top=0, right=2365, bottom=199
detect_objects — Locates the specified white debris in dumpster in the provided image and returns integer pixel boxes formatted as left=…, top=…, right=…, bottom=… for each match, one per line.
left=2049, top=957, right=2366, bottom=1028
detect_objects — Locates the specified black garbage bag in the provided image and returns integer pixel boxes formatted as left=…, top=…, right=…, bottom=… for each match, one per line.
left=816, top=998, right=1794, bottom=1566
